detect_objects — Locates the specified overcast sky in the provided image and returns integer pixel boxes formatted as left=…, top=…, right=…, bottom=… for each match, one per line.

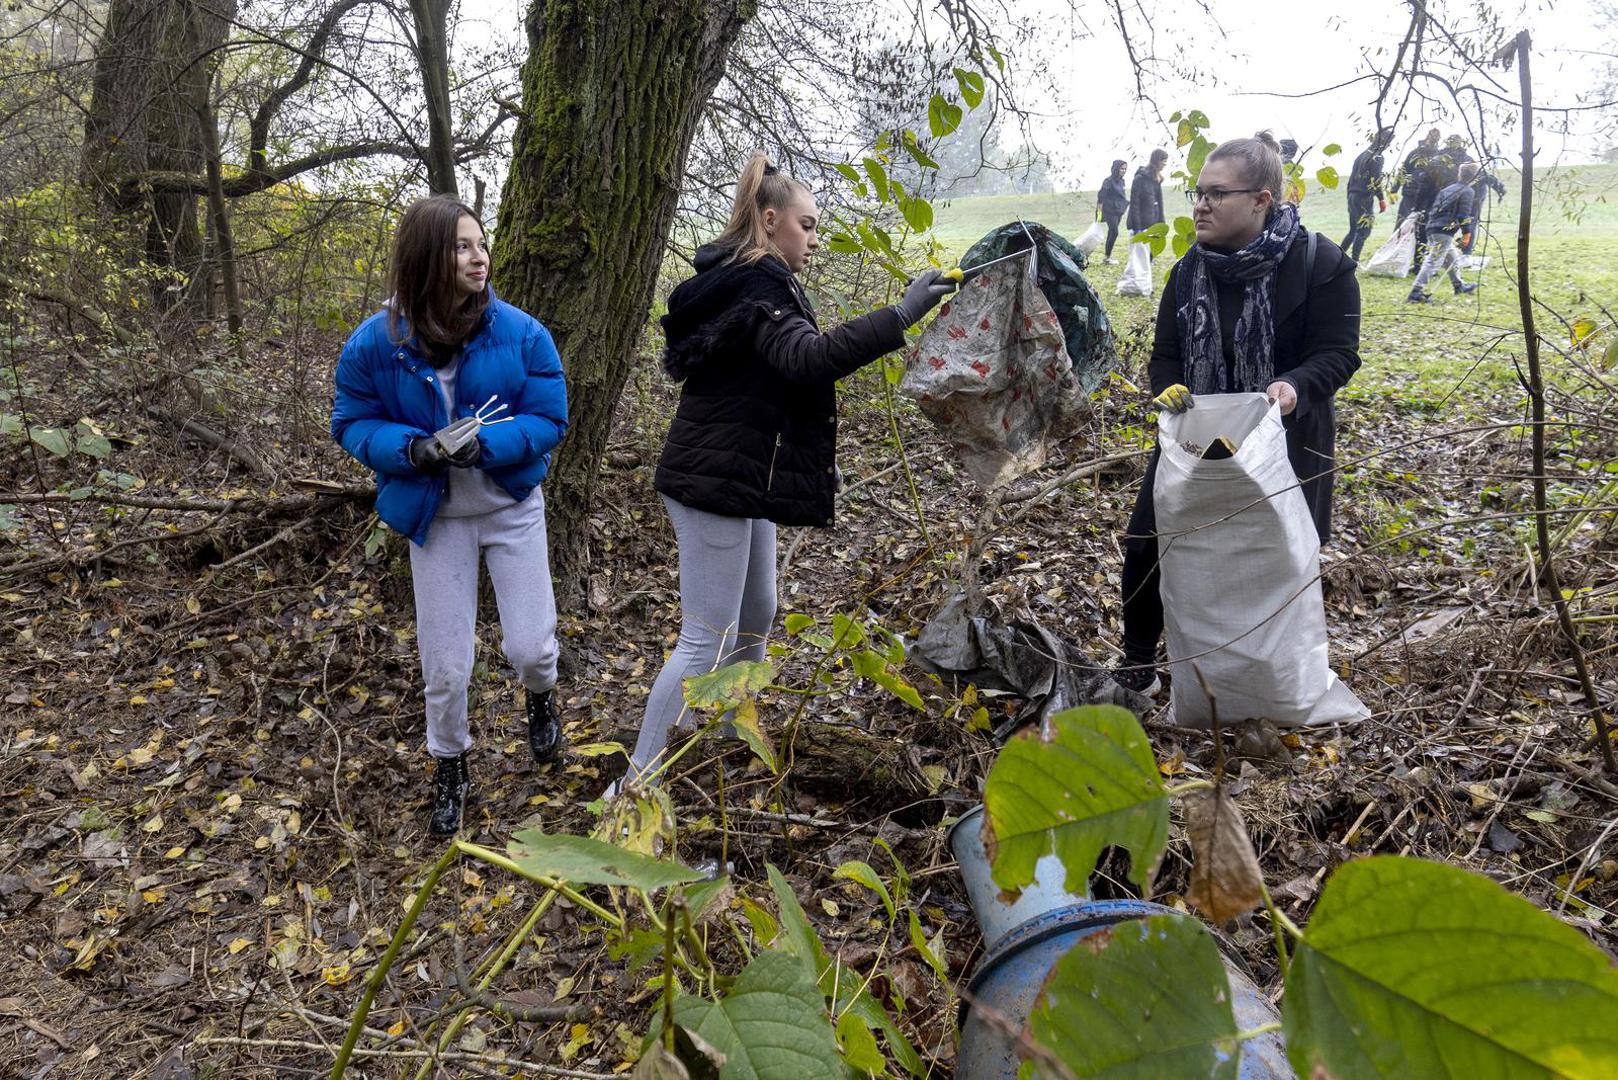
left=453, top=0, right=1614, bottom=189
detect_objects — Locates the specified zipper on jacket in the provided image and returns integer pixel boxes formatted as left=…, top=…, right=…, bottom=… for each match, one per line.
left=765, top=433, right=782, bottom=492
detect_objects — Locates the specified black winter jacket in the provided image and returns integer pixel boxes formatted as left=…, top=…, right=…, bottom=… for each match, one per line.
left=1346, top=148, right=1386, bottom=197
left=1425, top=181, right=1476, bottom=236
left=1099, top=174, right=1130, bottom=217
left=1127, top=168, right=1165, bottom=233
left=655, top=245, right=906, bottom=527
left=1130, top=229, right=1361, bottom=547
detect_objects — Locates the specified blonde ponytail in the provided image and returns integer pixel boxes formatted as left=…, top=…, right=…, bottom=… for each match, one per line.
left=713, top=152, right=810, bottom=265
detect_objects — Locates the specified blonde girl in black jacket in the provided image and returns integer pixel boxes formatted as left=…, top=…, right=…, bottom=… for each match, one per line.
left=614, top=154, right=954, bottom=791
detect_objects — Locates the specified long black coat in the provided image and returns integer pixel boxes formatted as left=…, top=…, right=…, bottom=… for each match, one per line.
left=1127, top=167, right=1165, bottom=233
left=655, top=245, right=905, bottom=527
left=1129, top=229, right=1362, bottom=548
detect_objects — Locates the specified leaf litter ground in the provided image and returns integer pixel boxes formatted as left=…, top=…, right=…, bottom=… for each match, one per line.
left=2, top=215, right=1617, bottom=1077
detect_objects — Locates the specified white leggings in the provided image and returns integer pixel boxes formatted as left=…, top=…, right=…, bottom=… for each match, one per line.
left=629, top=495, right=777, bottom=777
left=408, top=493, right=558, bottom=758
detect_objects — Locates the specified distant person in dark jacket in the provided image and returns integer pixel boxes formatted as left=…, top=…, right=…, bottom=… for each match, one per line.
left=1393, top=128, right=1442, bottom=228
left=1098, top=159, right=1130, bottom=262
left=330, top=195, right=570, bottom=835
left=1409, top=162, right=1482, bottom=303
left=1461, top=164, right=1507, bottom=254
left=617, top=153, right=955, bottom=791
left=1128, top=150, right=1168, bottom=234
left=1341, top=128, right=1394, bottom=261
left=1109, top=131, right=1362, bottom=696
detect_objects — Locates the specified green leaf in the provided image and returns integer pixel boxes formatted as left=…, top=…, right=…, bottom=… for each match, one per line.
left=897, top=193, right=933, bottom=233
left=1284, top=855, right=1618, bottom=1080
left=28, top=426, right=71, bottom=457
left=833, top=860, right=895, bottom=920
left=1176, top=118, right=1196, bottom=148
left=74, top=419, right=111, bottom=460
left=953, top=67, right=985, bottom=109
left=1172, top=232, right=1194, bottom=258
left=826, top=234, right=863, bottom=255
left=829, top=613, right=867, bottom=649
left=506, top=828, right=703, bottom=891
left=906, top=910, right=948, bottom=980
left=1603, top=335, right=1618, bottom=371
left=684, top=661, right=775, bottom=711
left=0, top=413, right=21, bottom=436
left=1021, top=914, right=1239, bottom=1080
left=863, top=157, right=890, bottom=203
left=899, top=131, right=939, bottom=171
left=870, top=670, right=924, bottom=710
left=834, top=163, right=863, bottom=188
left=783, top=614, right=815, bottom=637
left=927, top=94, right=962, bottom=138
left=767, top=866, right=922, bottom=1076
left=1316, top=165, right=1340, bottom=190
left=672, top=951, right=844, bottom=1080
left=684, top=875, right=733, bottom=920
left=729, top=697, right=778, bottom=774
left=1323, top=142, right=1343, bottom=156
left=836, top=1012, right=887, bottom=1076
left=983, top=705, right=1168, bottom=897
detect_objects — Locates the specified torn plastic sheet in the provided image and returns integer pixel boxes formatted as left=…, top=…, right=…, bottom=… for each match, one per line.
left=901, top=222, right=1116, bottom=491
left=901, top=245, right=1090, bottom=490
left=906, top=590, right=1150, bottom=742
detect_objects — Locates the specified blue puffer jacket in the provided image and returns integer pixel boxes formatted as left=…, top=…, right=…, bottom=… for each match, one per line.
left=330, top=291, right=568, bottom=545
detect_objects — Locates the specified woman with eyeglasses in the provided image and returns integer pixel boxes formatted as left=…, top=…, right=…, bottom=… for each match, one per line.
left=1108, top=131, right=1362, bottom=697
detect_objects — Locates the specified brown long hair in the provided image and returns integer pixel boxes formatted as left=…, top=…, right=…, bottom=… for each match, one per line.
left=387, top=195, right=489, bottom=359
left=712, top=152, right=811, bottom=265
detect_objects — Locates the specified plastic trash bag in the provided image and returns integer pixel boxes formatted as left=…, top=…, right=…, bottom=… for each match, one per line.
left=1154, top=393, right=1369, bottom=729
left=907, top=590, right=1150, bottom=741
left=956, top=221, right=1116, bottom=391
left=1075, top=219, right=1108, bottom=255
left=1364, top=216, right=1417, bottom=277
left=901, top=248, right=1091, bottom=490
left=1117, top=241, right=1154, bottom=296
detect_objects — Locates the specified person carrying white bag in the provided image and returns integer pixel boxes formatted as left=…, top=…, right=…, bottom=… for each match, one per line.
left=1118, top=149, right=1167, bottom=296
left=1108, top=132, right=1367, bottom=727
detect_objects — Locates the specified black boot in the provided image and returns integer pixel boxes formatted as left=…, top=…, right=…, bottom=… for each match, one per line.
left=429, top=753, right=470, bottom=836
left=526, top=688, right=563, bottom=764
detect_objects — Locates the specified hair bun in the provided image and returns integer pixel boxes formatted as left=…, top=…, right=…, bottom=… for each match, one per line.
left=1253, top=130, right=1280, bottom=152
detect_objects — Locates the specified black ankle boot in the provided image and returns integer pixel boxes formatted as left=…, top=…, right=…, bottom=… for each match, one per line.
left=526, top=688, right=563, bottom=764
left=429, top=753, right=470, bottom=836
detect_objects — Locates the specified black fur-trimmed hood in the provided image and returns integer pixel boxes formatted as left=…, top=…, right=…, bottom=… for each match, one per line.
left=659, top=244, right=809, bottom=380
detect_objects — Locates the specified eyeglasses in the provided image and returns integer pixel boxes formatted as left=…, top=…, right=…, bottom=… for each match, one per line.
left=1186, top=187, right=1262, bottom=208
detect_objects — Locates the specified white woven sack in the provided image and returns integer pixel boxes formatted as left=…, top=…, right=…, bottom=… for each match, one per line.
left=1075, top=220, right=1108, bottom=255
left=1116, top=241, right=1153, bottom=296
left=1154, top=393, right=1368, bottom=728
left=1364, top=216, right=1416, bottom=277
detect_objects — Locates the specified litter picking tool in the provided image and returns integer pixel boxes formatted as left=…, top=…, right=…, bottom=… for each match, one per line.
left=433, top=394, right=512, bottom=454
left=950, top=220, right=1041, bottom=280
left=953, top=246, right=1033, bottom=279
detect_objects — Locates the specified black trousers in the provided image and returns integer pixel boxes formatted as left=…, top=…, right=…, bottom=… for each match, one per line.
left=1121, top=540, right=1165, bottom=664
left=1102, top=211, right=1124, bottom=257
left=1342, top=192, right=1376, bottom=261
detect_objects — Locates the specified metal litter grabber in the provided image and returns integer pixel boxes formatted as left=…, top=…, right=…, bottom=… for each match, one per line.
left=433, top=394, right=512, bottom=455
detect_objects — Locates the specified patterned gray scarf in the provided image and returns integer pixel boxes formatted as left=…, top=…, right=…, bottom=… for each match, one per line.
left=1176, top=202, right=1302, bottom=395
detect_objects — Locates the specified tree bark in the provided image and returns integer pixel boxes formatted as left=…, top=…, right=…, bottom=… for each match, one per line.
left=492, top=0, right=754, bottom=610
left=407, top=0, right=458, bottom=195
left=80, top=0, right=237, bottom=307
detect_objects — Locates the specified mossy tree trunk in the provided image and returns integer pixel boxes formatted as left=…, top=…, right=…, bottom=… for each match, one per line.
left=81, top=0, right=236, bottom=310
left=492, top=0, right=754, bottom=610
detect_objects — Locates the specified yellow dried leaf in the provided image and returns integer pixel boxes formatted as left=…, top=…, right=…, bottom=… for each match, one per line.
left=141, top=814, right=163, bottom=833
left=1184, top=788, right=1265, bottom=923
left=164, top=846, right=186, bottom=859
left=220, top=793, right=242, bottom=813
left=227, top=938, right=252, bottom=955
left=128, top=696, right=148, bottom=706
left=387, top=1019, right=407, bottom=1037
left=322, top=962, right=353, bottom=986
left=821, top=898, right=841, bottom=917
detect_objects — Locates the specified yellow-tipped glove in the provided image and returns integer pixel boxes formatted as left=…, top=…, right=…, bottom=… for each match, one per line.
left=1153, top=384, right=1194, bottom=413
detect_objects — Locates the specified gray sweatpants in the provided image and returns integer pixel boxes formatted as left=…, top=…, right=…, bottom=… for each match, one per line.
left=1413, top=232, right=1464, bottom=292
left=409, top=492, right=559, bottom=758
left=629, top=495, right=776, bottom=777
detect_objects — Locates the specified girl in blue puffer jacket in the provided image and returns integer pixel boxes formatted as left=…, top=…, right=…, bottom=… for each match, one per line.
left=331, top=195, right=569, bottom=835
